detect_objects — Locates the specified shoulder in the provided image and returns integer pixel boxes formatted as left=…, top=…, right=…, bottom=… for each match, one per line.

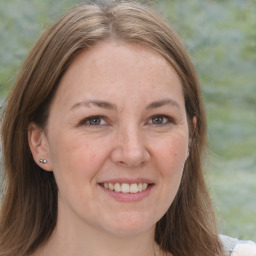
left=220, top=234, right=256, bottom=256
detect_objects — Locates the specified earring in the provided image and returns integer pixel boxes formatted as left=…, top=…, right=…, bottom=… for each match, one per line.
left=39, top=159, right=47, bottom=164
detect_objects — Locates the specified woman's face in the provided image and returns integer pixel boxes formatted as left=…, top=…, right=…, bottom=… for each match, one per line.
left=34, top=41, right=189, bottom=237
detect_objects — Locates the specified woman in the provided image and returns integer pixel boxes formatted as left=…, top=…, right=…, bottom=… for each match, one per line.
left=0, top=1, right=255, bottom=256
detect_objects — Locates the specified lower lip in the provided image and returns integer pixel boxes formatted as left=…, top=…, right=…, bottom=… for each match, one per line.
left=99, top=185, right=153, bottom=202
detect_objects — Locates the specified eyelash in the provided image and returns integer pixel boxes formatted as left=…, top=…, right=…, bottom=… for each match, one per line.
left=79, top=115, right=175, bottom=127
left=148, top=115, right=175, bottom=126
left=79, top=116, right=107, bottom=127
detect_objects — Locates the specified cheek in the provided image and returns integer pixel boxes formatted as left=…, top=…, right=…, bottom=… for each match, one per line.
left=154, top=134, right=187, bottom=169
left=48, top=135, right=110, bottom=209
left=49, top=130, right=103, bottom=165
left=160, top=147, right=185, bottom=188
left=48, top=132, right=110, bottom=189
left=153, top=135, right=187, bottom=200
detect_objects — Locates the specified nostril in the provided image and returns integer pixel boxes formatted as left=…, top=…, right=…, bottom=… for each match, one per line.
left=110, top=135, right=150, bottom=167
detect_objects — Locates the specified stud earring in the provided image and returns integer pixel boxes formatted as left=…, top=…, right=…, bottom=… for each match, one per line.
left=39, top=159, right=47, bottom=164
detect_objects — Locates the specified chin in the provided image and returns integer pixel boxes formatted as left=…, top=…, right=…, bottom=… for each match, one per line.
left=102, top=213, right=156, bottom=237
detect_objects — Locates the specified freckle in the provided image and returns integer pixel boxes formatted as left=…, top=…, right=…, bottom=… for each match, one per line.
left=90, top=153, right=96, bottom=160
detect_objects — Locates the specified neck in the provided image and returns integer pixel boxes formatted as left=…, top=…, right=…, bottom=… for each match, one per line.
left=38, top=216, right=157, bottom=256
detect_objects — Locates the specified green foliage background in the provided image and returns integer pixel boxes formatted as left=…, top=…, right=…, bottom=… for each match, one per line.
left=0, top=0, right=255, bottom=241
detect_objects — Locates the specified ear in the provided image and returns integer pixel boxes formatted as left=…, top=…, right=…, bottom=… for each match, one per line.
left=28, top=122, right=53, bottom=171
left=192, top=116, right=197, bottom=131
left=189, top=116, right=197, bottom=141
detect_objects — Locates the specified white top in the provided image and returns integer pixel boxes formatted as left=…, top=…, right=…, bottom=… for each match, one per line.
left=220, top=235, right=256, bottom=256
left=231, top=242, right=256, bottom=256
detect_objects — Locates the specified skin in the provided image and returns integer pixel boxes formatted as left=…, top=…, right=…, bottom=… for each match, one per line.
left=29, top=40, right=190, bottom=256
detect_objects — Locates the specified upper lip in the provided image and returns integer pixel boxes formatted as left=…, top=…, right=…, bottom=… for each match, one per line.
left=98, top=178, right=154, bottom=184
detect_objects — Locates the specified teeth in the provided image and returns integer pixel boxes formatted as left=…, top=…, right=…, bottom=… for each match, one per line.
left=121, top=183, right=130, bottom=193
left=142, top=183, right=148, bottom=190
left=102, top=182, right=149, bottom=193
left=108, top=183, right=114, bottom=191
left=114, top=183, right=121, bottom=192
left=130, top=183, right=139, bottom=193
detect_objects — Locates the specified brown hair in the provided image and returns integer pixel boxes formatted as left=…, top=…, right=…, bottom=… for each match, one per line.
left=0, top=1, right=223, bottom=255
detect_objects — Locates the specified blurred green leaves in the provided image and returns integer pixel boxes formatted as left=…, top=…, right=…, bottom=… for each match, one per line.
left=0, top=0, right=81, bottom=94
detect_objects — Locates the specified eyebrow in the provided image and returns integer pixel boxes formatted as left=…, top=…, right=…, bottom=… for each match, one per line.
left=70, top=98, right=181, bottom=111
left=70, top=100, right=117, bottom=111
left=146, top=98, right=181, bottom=110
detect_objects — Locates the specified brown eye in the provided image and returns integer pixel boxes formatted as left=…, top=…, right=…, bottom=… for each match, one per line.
left=80, top=116, right=107, bottom=126
left=88, top=117, right=101, bottom=125
left=152, top=116, right=164, bottom=124
left=148, top=115, right=173, bottom=126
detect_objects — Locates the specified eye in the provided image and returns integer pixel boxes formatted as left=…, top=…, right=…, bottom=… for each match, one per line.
left=148, top=115, right=174, bottom=126
left=80, top=116, right=107, bottom=126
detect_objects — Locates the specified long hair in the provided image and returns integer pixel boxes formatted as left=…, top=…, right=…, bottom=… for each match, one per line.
left=0, top=1, right=223, bottom=255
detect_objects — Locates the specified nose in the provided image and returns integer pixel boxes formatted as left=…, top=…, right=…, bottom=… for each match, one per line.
left=110, top=126, right=150, bottom=168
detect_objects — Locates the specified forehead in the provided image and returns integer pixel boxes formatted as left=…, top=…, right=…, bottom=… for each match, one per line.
left=51, top=40, right=184, bottom=111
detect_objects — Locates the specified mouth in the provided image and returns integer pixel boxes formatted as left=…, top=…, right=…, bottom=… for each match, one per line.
left=99, top=182, right=152, bottom=194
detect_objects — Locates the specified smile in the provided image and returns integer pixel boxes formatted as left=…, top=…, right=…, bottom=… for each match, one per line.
left=100, top=183, right=149, bottom=194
